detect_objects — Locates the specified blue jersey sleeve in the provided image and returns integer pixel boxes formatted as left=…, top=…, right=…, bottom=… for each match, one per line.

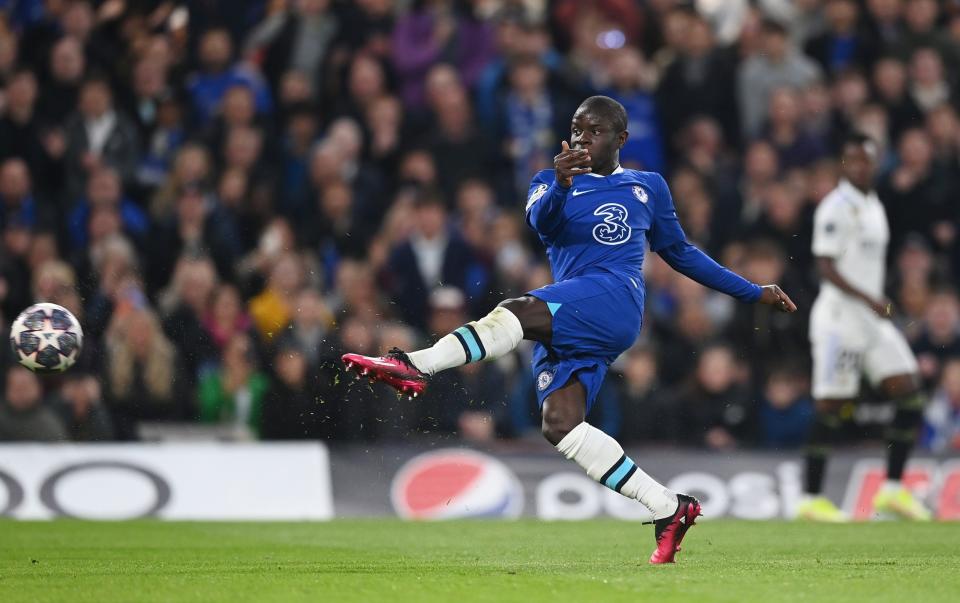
left=658, top=241, right=763, bottom=302
left=648, top=173, right=686, bottom=251
left=525, top=170, right=569, bottom=236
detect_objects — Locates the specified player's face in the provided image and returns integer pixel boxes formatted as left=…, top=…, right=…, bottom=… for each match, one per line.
left=570, top=111, right=626, bottom=171
left=840, top=142, right=877, bottom=191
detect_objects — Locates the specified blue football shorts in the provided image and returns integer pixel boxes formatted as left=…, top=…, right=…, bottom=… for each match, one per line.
left=527, top=272, right=643, bottom=412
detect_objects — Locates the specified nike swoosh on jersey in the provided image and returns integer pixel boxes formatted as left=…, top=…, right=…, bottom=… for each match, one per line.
left=571, top=189, right=593, bottom=196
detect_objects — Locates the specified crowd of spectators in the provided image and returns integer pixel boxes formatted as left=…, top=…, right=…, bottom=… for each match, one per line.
left=1, top=0, right=959, bottom=453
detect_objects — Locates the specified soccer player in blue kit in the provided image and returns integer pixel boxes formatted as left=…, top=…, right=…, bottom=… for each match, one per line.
left=343, top=96, right=797, bottom=563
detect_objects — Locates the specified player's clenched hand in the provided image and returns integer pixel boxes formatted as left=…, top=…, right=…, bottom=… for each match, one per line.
left=867, top=296, right=894, bottom=318
left=554, top=140, right=591, bottom=188
left=759, top=285, right=797, bottom=313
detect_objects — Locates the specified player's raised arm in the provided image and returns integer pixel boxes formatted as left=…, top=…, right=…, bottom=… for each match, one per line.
left=649, top=174, right=796, bottom=312
left=525, top=141, right=591, bottom=235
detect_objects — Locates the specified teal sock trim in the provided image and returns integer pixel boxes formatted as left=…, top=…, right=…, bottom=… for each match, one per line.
left=454, top=326, right=482, bottom=362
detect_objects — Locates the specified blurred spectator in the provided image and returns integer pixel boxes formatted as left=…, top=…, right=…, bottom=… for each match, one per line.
left=302, top=180, right=375, bottom=261
left=894, top=0, right=959, bottom=69
left=476, top=16, right=558, bottom=129
left=276, top=288, right=334, bottom=368
left=187, top=28, right=272, bottom=128
left=31, top=259, right=84, bottom=325
left=0, top=70, right=49, bottom=178
left=657, top=9, right=740, bottom=150
left=64, top=76, right=140, bottom=199
left=762, top=87, right=828, bottom=169
left=158, top=254, right=219, bottom=387
left=150, top=144, right=214, bottom=220
left=103, top=306, right=184, bottom=439
left=335, top=0, right=395, bottom=58
left=383, top=187, right=488, bottom=330
left=248, top=251, right=306, bottom=341
left=496, top=54, right=567, bottom=196
left=725, top=239, right=810, bottom=382
left=744, top=182, right=814, bottom=272
left=260, top=342, right=323, bottom=439
left=332, top=258, right=383, bottom=320
left=738, top=18, right=822, bottom=139
left=36, top=36, right=86, bottom=127
left=804, top=0, right=877, bottom=76
left=79, top=233, right=138, bottom=337
left=337, top=52, right=391, bottom=122
left=872, top=56, right=923, bottom=141
left=879, top=127, right=952, bottom=255
left=245, top=0, right=339, bottom=96
left=55, top=372, right=114, bottom=441
left=757, top=365, right=814, bottom=449
left=0, top=366, right=66, bottom=441
left=421, top=64, right=496, bottom=204
left=276, top=104, right=320, bottom=218
left=614, top=345, right=678, bottom=443
left=0, top=158, right=39, bottom=231
left=0, top=222, right=34, bottom=320
left=907, top=47, right=954, bottom=115
left=203, top=283, right=254, bottom=353
left=922, top=357, right=960, bottom=452
left=364, top=95, right=405, bottom=185
left=198, top=332, right=270, bottom=435
left=67, top=166, right=148, bottom=251
left=146, top=183, right=242, bottom=285
left=391, top=0, right=494, bottom=111
left=865, top=0, right=905, bottom=49
left=601, top=47, right=664, bottom=173
left=673, top=343, right=755, bottom=450
left=913, top=288, right=960, bottom=387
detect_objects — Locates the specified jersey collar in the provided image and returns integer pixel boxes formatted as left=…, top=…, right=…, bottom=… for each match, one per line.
left=585, top=165, right=624, bottom=178
left=838, top=179, right=878, bottom=205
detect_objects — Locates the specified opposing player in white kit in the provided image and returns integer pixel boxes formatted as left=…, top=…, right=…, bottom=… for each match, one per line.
left=798, top=133, right=931, bottom=522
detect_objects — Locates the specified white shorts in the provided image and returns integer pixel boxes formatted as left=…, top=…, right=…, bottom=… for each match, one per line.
left=809, top=294, right=918, bottom=400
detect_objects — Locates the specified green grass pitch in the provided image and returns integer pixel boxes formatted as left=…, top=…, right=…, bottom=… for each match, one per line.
left=1, top=520, right=958, bottom=602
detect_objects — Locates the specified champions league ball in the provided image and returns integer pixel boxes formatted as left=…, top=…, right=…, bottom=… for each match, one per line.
left=10, top=303, right=83, bottom=374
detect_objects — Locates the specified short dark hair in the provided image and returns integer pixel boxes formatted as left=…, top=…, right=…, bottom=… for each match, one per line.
left=577, top=96, right=628, bottom=133
left=842, top=131, right=875, bottom=151
left=413, top=186, right=446, bottom=210
left=761, top=18, right=788, bottom=36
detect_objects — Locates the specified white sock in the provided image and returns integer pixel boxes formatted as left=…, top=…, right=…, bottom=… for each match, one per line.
left=408, top=306, right=523, bottom=376
left=556, top=422, right=678, bottom=520
left=882, top=479, right=901, bottom=492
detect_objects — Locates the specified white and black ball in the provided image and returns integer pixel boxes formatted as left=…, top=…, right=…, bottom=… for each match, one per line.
left=9, top=303, right=83, bottom=374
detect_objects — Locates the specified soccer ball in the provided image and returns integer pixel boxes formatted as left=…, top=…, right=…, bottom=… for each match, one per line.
left=9, top=303, right=83, bottom=374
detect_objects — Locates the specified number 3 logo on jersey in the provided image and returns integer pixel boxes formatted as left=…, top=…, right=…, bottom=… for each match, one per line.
left=593, top=203, right=631, bottom=245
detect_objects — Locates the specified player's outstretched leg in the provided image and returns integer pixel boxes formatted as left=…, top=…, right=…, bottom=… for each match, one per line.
left=342, top=299, right=536, bottom=397
left=872, top=374, right=931, bottom=521
left=797, top=401, right=848, bottom=522
left=543, top=379, right=701, bottom=564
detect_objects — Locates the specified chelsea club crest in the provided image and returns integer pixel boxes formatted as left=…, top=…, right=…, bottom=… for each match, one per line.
left=632, top=185, right=648, bottom=203
left=537, top=370, right=554, bottom=391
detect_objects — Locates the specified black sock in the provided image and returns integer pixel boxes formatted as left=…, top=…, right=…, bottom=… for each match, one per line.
left=805, top=450, right=827, bottom=495
left=804, top=413, right=841, bottom=495
left=886, top=393, right=925, bottom=481
left=886, top=440, right=911, bottom=482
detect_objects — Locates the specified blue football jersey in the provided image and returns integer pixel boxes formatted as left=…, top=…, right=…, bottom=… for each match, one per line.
left=525, top=167, right=685, bottom=288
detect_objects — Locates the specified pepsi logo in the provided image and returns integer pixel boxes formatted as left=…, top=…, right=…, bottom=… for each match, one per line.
left=390, top=449, right=524, bottom=520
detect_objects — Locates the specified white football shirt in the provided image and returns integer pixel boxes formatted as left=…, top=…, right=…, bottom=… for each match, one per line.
left=811, top=179, right=889, bottom=302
